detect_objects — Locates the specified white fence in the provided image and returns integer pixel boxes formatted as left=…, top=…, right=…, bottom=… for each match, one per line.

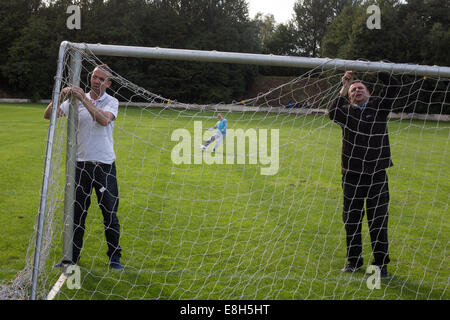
left=1, top=99, right=449, bottom=122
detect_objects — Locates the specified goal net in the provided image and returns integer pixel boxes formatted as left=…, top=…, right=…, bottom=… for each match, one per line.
left=1, top=42, right=449, bottom=300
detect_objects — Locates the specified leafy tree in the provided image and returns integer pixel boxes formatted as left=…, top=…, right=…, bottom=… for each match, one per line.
left=423, top=22, right=450, bottom=66
left=263, top=22, right=297, bottom=55
left=320, top=5, right=364, bottom=59
left=397, top=0, right=450, bottom=66
left=141, top=0, right=260, bottom=103
left=253, top=13, right=276, bottom=47
left=0, top=0, right=261, bottom=103
left=291, top=0, right=334, bottom=56
left=291, top=0, right=361, bottom=57
left=5, top=14, right=56, bottom=100
left=322, top=0, right=449, bottom=66
left=0, top=0, right=44, bottom=96
left=345, top=0, right=402, bottom=62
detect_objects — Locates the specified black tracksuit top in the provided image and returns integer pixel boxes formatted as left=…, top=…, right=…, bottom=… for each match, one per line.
left=328, top=73, right=399, bottom=175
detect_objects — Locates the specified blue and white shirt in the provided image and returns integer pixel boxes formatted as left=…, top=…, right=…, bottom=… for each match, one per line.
left=353, top=101, right=368, bottom=110
left=216, top=118, right=227, bottom=136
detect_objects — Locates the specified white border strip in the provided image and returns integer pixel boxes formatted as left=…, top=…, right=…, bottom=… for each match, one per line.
left=46, top=273, right=68, bottom=300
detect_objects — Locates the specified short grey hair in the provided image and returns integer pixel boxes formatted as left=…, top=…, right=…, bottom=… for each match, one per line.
left=94, top=64, right=113, bottom=80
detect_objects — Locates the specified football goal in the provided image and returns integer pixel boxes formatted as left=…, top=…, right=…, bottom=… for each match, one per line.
left=2, top=41, right=449, bottom=300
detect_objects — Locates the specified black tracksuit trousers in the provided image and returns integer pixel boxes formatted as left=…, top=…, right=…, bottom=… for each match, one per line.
left=72, top=161, right=121, bottom=263
left=342, top=169, right=390, bottom=268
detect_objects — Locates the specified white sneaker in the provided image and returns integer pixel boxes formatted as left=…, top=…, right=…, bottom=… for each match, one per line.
left=200, top=145, right=206, bottom=152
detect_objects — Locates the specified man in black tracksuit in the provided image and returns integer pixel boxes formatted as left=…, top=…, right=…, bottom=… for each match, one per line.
left=329, top=71, right=399, bottom=278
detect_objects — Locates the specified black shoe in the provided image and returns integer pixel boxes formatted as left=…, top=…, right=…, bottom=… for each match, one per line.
left=371, top=261, right=391, bottom=279
left=53, top=260, right=75, bottom=268
left=380, top=266, right=391, bottom=279
left=109, top=256, right=123, bottom=270
left=341, top=263, right=363, bottom=273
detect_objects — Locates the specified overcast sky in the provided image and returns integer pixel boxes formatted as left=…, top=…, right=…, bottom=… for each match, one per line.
left=247, top=0, right=297, bottom=24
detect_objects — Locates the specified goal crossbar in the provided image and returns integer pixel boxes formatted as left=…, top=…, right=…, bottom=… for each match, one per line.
left=68, top=41, right=450, bottom=78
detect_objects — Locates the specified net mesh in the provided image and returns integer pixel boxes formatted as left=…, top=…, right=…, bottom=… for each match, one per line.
left=1, top=46, right=449, bottom=300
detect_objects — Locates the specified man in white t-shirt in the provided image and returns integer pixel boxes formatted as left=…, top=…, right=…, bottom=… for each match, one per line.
left=44, top=64, right=123, bottom=270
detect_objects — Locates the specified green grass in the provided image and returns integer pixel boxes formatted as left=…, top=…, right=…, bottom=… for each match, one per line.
left=0, top=103, right=448, bottom=300
left=0, top=104, right=49, bottom=282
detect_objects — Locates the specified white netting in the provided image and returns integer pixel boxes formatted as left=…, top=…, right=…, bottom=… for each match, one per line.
left=1, top=46, right=448, bottom=300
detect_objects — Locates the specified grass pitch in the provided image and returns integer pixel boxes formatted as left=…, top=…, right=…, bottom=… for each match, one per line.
left=0, top=103, right=448, bottom=300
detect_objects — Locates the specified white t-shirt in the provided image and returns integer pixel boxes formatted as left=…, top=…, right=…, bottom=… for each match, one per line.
left=60, top=92, right=119, bottom=164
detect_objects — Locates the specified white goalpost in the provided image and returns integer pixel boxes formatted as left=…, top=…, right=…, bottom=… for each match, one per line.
left=2, top=41, right=449, bottom=300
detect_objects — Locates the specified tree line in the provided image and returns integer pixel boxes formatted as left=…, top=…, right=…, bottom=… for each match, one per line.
left=0, top=0, right=448, bottom=112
